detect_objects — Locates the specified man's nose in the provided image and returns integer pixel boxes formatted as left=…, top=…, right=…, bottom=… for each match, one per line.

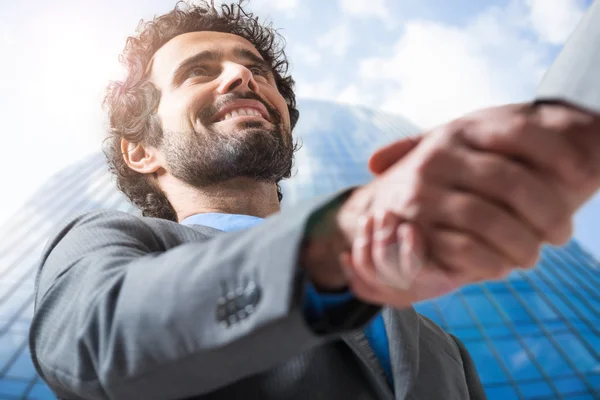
left=216, top=63, right=259, bottom=94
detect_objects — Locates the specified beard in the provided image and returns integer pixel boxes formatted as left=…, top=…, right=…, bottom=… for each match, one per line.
left=161, top=92, right=296, bottom=189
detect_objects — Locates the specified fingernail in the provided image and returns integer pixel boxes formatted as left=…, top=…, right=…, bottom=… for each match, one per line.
left=375, top=212, right=394, bottom=240
left=400, top=225, right=422, bottom=279
left=354, top=236, right=370, bottom=247
left=357, top=215, right=369, bottom=229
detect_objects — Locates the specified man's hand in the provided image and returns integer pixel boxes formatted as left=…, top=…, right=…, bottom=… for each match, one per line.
left=332, top=102, right=600, bottom=308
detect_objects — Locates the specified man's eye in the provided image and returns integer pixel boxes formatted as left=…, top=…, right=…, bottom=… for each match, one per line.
left=188, top=67, right=208, bottom=77
left=249, top=66, right=267, bottom=76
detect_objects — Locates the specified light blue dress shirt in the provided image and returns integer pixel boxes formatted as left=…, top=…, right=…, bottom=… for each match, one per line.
left=181, top=212, right=393, bottom=386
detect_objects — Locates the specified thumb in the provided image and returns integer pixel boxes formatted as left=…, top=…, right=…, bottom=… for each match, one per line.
left=368, top=135, right=422, bottom=175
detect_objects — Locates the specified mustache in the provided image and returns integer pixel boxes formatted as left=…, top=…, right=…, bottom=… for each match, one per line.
left=198, top=92, right=281, bottom=124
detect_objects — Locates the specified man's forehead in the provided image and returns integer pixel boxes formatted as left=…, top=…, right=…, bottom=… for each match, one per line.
left=150, top=31, right=262, bottom=82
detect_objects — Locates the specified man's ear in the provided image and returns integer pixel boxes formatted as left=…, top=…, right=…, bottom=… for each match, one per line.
left=121, top=139, right=162, bottom=175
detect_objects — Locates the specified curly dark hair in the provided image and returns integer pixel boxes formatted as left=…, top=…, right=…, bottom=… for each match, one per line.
left=103, top=0, right=299, bottom=221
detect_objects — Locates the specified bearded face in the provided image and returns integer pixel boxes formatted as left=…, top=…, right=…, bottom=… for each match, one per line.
left=161, top=91, right=295, bottom=188
left=146, top=31, right=296, bottom=191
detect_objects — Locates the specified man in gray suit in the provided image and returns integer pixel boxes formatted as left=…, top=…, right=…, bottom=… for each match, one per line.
left=29, top=1, right=600, bottom=400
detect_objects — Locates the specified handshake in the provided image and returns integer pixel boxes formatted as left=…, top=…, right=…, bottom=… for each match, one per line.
left=306, top=102, right=600, bottom=309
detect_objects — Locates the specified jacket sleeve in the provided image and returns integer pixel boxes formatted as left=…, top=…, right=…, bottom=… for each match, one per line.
left=29, top=188, right=379, bottom=400
left=451, top=334, right=488, bottom=400
left=536, top=0, right=600, bottom=114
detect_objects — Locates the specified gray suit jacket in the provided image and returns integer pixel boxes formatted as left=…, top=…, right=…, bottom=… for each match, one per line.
left=536, top=0, right=600, bottom=114
left=29, top=189, right=485, bottom=400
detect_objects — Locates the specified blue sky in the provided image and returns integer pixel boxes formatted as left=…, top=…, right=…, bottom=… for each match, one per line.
left=0, top=0, right=598, bottom=259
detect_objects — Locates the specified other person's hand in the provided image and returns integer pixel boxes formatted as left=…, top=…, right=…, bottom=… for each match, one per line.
left=333, top=102, right=600, bottom=308
left=370, top=102, right=600, bottom=212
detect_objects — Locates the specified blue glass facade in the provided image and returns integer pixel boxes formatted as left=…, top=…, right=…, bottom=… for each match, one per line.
left=0, top=100, right=598, bottom=399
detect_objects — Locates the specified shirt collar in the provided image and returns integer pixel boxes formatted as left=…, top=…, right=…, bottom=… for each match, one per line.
left=180, top=212, right=264, bottom=232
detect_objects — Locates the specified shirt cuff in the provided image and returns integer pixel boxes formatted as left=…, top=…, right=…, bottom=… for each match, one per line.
left=303, top=282, right=355, bottom=325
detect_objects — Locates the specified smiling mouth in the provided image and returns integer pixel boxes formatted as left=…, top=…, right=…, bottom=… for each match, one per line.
left=219, top=107, right=266, bottom=122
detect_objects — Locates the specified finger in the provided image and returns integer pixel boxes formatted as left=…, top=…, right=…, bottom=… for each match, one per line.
left=403, top=264, right=462, bottom=304
left=348, top=214, right=387, bottom=299
left=368, top=136, right=423, bottom=175
left=534, top=102, right=600, bottom=193
left=348, top=215, right=415, bottom=304
left=459, top=105, right=586, bottom=189
left=442, top=147, right=573, bottom=245
left=352, top=214, right=375, bottom=277
left=340, top=225, right=457, bottom=306
left=429, top=228, right=521, bottom=283
left=434, top=190, right=543, bottom=268
left=372, top=211, right=407, bottom=288
left=340, top=250, right=388, bottom=304
left=398, top=223, right=424, bottom=285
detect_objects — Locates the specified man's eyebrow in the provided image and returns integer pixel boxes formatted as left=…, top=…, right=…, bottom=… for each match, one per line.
left=233, top=47, right=272, bottom=72
left=171, top=49, right=223, bottom=85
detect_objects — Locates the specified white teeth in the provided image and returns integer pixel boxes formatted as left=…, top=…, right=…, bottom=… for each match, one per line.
left=219, top=107, right=263, bottom=121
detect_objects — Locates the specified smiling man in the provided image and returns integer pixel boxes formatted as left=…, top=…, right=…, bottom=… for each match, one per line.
left=30, top=1, right=600, bottom=399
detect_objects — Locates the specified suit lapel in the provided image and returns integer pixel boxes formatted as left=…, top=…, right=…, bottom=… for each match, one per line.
left=342, top=330, right=394, bottom=400
left=383, top=307, right=420, bottom=400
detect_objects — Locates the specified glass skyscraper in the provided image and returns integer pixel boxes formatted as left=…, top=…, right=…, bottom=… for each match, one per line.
left=0, top=100, right=598, bottom=399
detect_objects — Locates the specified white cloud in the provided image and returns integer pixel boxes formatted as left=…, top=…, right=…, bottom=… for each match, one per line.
left=336, top=84, right=363, bottom=105
left=527, top=0, right=586, bottom=45
left=338, top=0, right=394, bottom=26
left=215, top=0, right=298, bottom=11
left=334, top=0, right=557, bottom=128
left=0, top=29, right=12, bottom=47
left=292, top=44, right=322, bottom=67
left=255, top=0, right=298, bottom=11
left=317, top=23, right=353, bottom=57
left=335, top=83, right=380, bottom=107
left=298, top=0, right=588, bottom=129
left=295, top=78, right=339, bottom=101
left=244, top=0, right=300, bottom=19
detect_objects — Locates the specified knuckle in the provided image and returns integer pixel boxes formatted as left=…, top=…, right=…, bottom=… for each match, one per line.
left=402, top=181, right=429, bottom=219
left=414, top=146, right=450, bottom=177
left=480, top=157, right=525, bottom=204
left=507, top=114, right=530, bottom=137
left=452, top=234, right=477, bottom=258
left=457, top=195, right=494, bottom=231
left=543, top=209, right=572, bottom=241
left=550, top=218, right=573, bottom=246
left=491, top=266, right=511, bottom=280
left=553, top=141, right=592, bottom=187
left=453, top=194, right=476, bottom=216
left=502, top=165, right=526, bottom=197
left=447, top=118, right=471, bottom=141
left=523, top=243, right=542, bottom=268
left=572, top=153, right=596, bottom=187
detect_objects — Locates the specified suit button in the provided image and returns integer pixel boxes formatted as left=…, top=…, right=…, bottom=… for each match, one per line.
left=216, top=280, right=262, bottom=327
left=244, top=281, right=261, bottom=308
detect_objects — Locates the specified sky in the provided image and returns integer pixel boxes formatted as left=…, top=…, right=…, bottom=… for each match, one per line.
left=0, top=0, right=598, bottom=259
